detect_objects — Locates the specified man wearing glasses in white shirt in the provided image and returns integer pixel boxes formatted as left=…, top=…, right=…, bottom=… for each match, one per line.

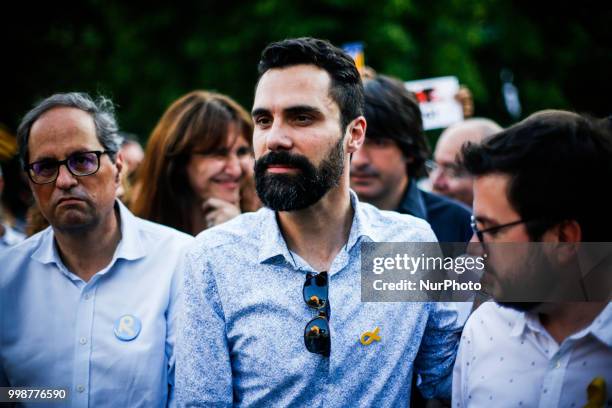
left=453, top=110, right=612, bottom=407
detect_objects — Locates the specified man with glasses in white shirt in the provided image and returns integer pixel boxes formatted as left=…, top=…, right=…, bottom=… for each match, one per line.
left=453, top=110, right=612, bottom=407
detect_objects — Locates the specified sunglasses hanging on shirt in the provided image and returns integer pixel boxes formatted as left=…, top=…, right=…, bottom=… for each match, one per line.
left=303, top=271, right=330, bottom=357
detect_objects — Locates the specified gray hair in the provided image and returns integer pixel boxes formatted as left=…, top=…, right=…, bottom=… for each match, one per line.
left=16, top=92, right=123, bottom=167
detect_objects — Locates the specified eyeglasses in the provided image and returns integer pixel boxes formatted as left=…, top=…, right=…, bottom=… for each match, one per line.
left=303, top=271, right=330, bottom=357
left=26, top=151, right=110, bottom=184
left=470, top=215, right=530, bottom=243
left=426, top=160, right=469, bottom=179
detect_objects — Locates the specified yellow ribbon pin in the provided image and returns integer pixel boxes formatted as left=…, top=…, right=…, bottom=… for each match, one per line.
left=360, top=327, right=381, bottom=346
left=583, top=376, right=607, bottom=408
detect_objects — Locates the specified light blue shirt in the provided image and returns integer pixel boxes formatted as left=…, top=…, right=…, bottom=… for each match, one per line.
left=453, top=302, right=612, bottom=408
left=0, top=201, right=193, bottom=408
left=176, top=192, right=461, bottom=407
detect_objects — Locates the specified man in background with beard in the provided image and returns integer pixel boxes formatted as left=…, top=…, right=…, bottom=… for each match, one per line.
left=453, top=110, right=612, bottom=407
left=176, top=37, right=462, bottom=407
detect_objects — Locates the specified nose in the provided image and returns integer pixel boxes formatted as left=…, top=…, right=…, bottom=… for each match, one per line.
left=224, top=154, right=242, bottom=179
left=265, top=121, right=293, bottom=152
left=431, top=169, right=448, bottom=192
left=55, top=163, right=78, bottom=190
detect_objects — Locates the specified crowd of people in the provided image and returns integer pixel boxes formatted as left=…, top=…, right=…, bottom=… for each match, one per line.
left=0, top=37, right=610, bottom=407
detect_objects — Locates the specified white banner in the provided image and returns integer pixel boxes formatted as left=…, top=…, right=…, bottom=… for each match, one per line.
left=405, top=76, right=463, bottom=130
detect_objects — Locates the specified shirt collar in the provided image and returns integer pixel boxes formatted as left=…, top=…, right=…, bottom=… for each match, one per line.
left=257, top=206, right=294, bottom=266
left=30, top=226, right=61, bottom=267
left=31, top=200, right=146, bottom=269
left=345, top=190, right=376, bottom=249
left=509, top=304, right=612, bottom=347
left=113, top=200, right=147, bottom=261
left=509, top=309, right=529, bottom=337
left=588, top=303, right=612, bottom=347
left=257, top=190, right=376, bottom=266
left=397, top=178, right=428, bottom=219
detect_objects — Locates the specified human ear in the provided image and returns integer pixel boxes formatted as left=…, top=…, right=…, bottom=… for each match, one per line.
left=114, top=152, right=124, bottom=185
left=544, top=220, right=582, bottom=264
left=346, top=116, right=367, bottom=154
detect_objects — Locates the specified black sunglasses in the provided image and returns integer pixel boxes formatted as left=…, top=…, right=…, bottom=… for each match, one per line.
left=303, top=271, right=330, bottom=357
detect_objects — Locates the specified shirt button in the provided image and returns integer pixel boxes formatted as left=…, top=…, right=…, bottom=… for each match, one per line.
left=79, top=337, right=87, bottom=345
left=555, top=361, right=561, bottom=369
left=76, top=385, right=85, bottom=393
left=83, top=293, right=91, bottom=300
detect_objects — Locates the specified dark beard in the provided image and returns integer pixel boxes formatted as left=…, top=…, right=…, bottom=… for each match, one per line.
left=487, top=243, right=556, bottom=312
left=254, top=138, right=344, bottom=211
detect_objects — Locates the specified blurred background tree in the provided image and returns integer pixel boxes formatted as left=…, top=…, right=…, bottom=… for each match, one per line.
left=2, top=0, right=610, bottom=143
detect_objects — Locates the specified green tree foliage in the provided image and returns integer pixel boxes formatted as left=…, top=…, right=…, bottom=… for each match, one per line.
left=2, top=0, right=610, bottom=144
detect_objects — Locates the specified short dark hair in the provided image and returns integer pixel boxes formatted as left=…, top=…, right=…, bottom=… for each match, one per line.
left=257, top=37, right=364, bottom=131
left=462, top=110, right=612, bottom=241
left=17, top=92, right=122, bottom=168
left=363, top=75, right=430, bottom=178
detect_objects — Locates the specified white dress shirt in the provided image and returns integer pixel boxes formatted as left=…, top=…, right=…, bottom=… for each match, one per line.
left=453, top=302, right=612, bottom=407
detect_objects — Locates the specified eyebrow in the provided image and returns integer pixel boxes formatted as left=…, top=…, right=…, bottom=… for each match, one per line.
left=284, top=105, right=323, bottom=117
left=251, top=108, right=270, bottom=118
left=251, top=105, right=324, bottom=118
left=473, top=215, right=497, bottom=226
left=29, top=149, right=94, bottom=163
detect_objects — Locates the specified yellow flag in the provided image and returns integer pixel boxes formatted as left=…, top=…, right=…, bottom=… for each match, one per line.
left=0, top=127, right=17, bottom=161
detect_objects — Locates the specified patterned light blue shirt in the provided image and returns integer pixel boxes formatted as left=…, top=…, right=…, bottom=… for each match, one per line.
left=176, top=192, right=461, bottom=407
left=0, top=201, right=193, bottom=407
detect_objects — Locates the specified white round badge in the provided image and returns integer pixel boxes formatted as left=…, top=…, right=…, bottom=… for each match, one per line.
left=114, top=314, right=141, bottom=341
